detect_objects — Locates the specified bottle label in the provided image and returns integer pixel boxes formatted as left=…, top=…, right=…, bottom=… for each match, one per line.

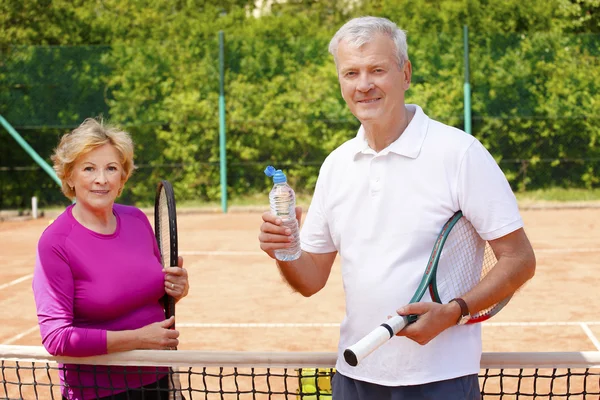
left=273, top=192, right=293, bottom=217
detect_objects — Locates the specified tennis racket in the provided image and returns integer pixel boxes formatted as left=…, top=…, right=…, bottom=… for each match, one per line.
left=343, top=211, right=512, bottom=367
left=154, top=180, right=183, bottom=400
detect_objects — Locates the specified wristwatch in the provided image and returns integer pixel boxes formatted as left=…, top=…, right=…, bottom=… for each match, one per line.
left=450, top=298, right=470, bottom=325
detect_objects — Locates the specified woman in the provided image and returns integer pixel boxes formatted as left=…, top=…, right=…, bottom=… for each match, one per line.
left=33, top=118, right=189, bottom=400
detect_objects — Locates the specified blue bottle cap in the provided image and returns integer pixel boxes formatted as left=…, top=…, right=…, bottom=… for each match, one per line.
left=264, top=165, right=287, bottom=183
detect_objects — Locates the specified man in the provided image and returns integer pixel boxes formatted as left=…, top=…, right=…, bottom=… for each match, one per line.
left=258, top=16, right=535, bottom=399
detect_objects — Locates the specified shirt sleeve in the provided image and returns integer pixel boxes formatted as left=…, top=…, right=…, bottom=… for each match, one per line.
left=457, top=139, right=524, bottom=241
left=133, top=207, right=162, bottom=264
left=300, top=163, right=337, bottom=254
left=33, top=235, right=107, bottom=357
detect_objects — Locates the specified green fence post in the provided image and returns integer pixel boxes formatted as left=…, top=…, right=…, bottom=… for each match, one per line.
left=218, top=30, right=228, bottom=213
left=463, top=25, right=472, bottom=135
left=0, top=115, right=62, bottom=187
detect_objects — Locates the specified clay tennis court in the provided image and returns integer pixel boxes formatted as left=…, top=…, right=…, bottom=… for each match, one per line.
left=1, top=206, right=599, bottom=354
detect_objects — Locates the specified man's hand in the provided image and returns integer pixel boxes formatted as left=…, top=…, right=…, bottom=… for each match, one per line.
left=394, top=301, right=462, bottom=345
left=258, top=206, right=302, bottom=259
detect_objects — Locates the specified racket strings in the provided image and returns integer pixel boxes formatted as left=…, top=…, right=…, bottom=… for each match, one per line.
left=158, top=189, right=171, bottom=267
left=436, top=218, right=498, bottom=318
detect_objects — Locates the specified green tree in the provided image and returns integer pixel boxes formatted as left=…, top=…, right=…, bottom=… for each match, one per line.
left=1, top=0, right=599, bottom=208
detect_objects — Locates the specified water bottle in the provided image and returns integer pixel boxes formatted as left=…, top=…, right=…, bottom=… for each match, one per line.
left=264, top=165, right=301, bottom=261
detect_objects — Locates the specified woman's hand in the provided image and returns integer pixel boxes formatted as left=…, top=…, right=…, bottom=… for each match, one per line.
left=107, top=317, right=179, bottom=352
left=136, top=316, right=180, bottom=350
left=164, top=256, right=189, bottom=302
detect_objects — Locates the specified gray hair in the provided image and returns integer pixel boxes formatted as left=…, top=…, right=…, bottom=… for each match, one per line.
left=328, top=16, right=408, bottom=69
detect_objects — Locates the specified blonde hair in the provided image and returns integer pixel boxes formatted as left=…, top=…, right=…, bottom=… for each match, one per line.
left=51, top=118, right=135, bottom=200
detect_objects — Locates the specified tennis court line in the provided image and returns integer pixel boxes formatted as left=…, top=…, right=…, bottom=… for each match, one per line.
left=5, top=322, right=599, bottom=346
left=0, top=273, right=33, bottom=290
left=178, top=321, right=600, bottom=328
left=1, top=326, right=39, bottom=345
left=484, top=321, right=600, bottom=327
left=178, top=323, right=340, bottom=328
left=580, top=323, right=600, bottom=351
left=179, top=248, right=600, bottom=257
left=179, top=250, right=263, bottom=256
left=535, top=248, right=600, bottom=253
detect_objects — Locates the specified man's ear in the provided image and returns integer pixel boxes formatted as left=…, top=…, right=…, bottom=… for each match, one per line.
left=403, top=60, right=412, bottom=89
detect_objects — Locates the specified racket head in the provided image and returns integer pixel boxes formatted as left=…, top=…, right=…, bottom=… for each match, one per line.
left=154, top=180, right=179, bottom=322
left=407, top=212, right=464, bottom=306
left=429, top=211, right=509, bottom=323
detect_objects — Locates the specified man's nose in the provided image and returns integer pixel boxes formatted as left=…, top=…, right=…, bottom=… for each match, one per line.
left=357, top=74, right=374, bottom=92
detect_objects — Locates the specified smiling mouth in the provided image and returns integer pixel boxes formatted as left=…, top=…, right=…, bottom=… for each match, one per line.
left=358, top=98, right=381, bottom=104
left=91, top=190, right=109, bottom=194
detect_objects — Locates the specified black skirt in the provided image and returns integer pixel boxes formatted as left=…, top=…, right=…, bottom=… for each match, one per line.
left=61, top=375, right=180, bottom=400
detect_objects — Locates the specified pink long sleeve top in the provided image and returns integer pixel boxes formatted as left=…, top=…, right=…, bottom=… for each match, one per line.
left=33, top=203, right=168, bottom=399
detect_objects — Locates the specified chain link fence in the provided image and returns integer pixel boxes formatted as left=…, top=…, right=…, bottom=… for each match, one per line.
left=1, top=33, right=599, bottom=209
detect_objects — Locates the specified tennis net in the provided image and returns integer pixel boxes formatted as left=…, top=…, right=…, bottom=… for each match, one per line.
left=1, top=345, right=599, bottom=399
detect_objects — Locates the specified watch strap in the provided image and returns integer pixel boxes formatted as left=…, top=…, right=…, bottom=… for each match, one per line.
left=450, top=297, right=469, bottom=318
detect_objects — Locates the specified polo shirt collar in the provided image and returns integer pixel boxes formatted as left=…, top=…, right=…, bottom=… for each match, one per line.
left=353, top=104, right=429, bottom=159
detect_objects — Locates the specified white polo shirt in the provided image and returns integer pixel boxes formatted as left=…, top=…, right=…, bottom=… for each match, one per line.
left=300, top=104, right=523, bottom=386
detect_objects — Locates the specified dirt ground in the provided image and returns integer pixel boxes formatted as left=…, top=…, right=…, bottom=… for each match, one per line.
left=1, top=208, right=599, bottom=398
left=2, top=208, right=599, bottom=352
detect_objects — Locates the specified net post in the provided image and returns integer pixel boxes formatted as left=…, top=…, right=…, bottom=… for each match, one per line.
left=31, top=196, right=38, bottom=219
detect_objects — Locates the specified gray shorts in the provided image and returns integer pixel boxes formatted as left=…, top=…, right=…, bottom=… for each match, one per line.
left=331, top=372, right=481, bottom=400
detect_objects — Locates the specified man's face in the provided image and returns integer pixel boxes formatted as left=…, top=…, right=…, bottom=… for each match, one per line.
left=336, top=34, right=411, bottom=124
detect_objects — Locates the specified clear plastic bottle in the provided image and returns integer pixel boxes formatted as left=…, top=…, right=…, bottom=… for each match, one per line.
left=264, top=165, right=301, bottom=261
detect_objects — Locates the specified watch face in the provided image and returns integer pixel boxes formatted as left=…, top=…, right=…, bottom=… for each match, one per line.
left=458, top=315, right=470, bottom=325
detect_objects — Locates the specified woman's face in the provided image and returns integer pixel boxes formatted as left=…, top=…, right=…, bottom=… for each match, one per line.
left=68, top=143, right=124, bottom=213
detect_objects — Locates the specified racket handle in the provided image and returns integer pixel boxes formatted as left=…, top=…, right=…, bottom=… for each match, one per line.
left=343, top=315, right=408, bottom=367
